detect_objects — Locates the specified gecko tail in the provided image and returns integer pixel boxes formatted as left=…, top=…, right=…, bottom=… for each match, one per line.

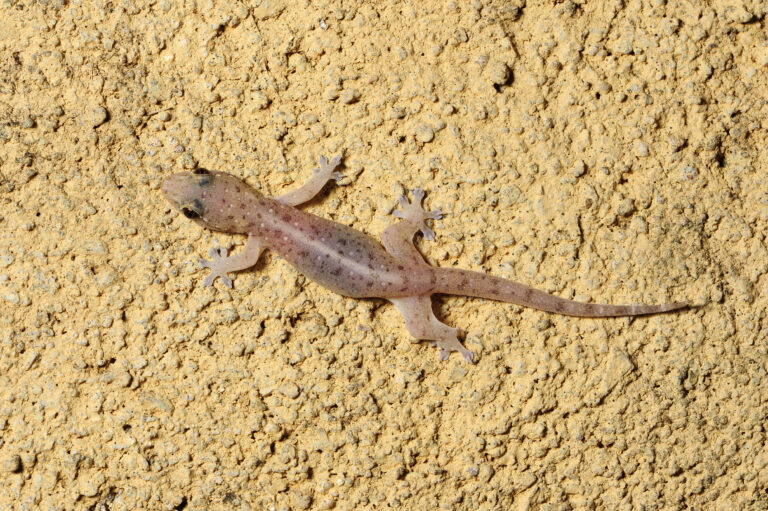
left=433, top=268, right=688, bottom=317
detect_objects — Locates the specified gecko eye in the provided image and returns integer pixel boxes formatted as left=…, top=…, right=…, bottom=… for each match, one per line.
left=193, top=168, right=210, bottom=175
left=181, top=207, right=201, bottom=219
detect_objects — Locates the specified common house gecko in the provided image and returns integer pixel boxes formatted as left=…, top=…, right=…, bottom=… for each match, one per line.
left=162, top=154, right=688, bottom=362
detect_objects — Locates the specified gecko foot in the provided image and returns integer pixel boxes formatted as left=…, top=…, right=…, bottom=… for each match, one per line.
left=393, top=188, right=443, bottom=240
left=314, top=154, right=344, bottom=183
left=199, top=247, right=234, bottom=288
left=432, top=333, right=474, bottom=363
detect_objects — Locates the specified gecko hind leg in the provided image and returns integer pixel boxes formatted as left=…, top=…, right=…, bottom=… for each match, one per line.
left=390, top=296, right=474, bottom=363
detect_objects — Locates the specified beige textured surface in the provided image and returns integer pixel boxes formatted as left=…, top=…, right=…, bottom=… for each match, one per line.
left=1, top=0, right=767, bottom=509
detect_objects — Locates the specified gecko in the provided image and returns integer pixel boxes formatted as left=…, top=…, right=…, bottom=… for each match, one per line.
left=162, top=154, right=688, bottom=363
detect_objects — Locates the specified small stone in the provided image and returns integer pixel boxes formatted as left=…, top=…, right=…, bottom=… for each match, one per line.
left=617, top=198, right=636, bottom=217
left=668, top=134, right=686, bottom=152
left=725, top=5, right=753, bottom=24
left=252, top=91, right=270, bottom=110
left=116, top=370, right=132, bottom=387
left=391, top=106, right=406, bottom=119
left=3, top=454, right=21, bottom=473
left=83, top=106, right=109, bottom=128
left=291, top=491, right=312, bottom=510
left=415, top=124, right=434, bottom=143
left=340, top=88, right=360, bottom=104
left=279, top=382, right=300, bottom=399
left=181, top=153, right=198, bottom=169
left=572, top=160, right=586, bottom=177
left=488, top=60, right=510, bottom=85
left=633, top=139, right=649, bottom=157
left=230, top=342, right=245, bottom=356
left=79, top=474, right=104, bottom=497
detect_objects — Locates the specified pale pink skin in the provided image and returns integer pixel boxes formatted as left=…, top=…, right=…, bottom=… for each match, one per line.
left=162, top=155, right=688, bottom=362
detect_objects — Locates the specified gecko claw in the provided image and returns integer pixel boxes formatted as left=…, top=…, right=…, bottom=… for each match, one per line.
left=314, top=154, right=344, bottom=182
left=199, top=247, right=234, bottom=288
left=393, top=188, right=442, bottom=240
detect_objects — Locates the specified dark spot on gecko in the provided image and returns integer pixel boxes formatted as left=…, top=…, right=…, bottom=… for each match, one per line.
left=281, top=214, right=291, bottom=222
left=331, top=268, right=341, bottom=276
left=397, top=265, right=404, bottom=271
left=227, top=215, right=233, bottom=220
left=339, top=239, right=347, bottom=246
left=235, top=186, right=240, bottom=192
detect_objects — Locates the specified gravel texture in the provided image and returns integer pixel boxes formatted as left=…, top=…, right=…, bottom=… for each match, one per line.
left=1, top=0, right=767, bottom=510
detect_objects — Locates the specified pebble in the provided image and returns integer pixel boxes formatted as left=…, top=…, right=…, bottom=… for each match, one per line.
left=340, top=88, right=361, bottom=104
left=415, top=124, right=434, bottom=143
left=487, top=61, right=510, bottom=85
left=279, top=382, right=300, bottom=399
left=84, top=106, right=109, bottom=128
left=3, top=454, right=21, bottom=473
left=633, top=139, right=650, bottom=157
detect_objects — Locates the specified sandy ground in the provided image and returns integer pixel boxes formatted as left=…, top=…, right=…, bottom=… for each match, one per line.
left=1, top=0, right=767, bottom=509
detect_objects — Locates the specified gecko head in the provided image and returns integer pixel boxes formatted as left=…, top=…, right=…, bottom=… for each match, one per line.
left=162, top=168, right=259, bottom=233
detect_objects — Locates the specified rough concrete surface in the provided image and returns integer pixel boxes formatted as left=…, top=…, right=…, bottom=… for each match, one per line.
left=1, top=0, right=767, bottom=509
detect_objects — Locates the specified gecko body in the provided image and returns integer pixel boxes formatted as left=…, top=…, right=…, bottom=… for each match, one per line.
left=163, top=155, right=688, bottom=362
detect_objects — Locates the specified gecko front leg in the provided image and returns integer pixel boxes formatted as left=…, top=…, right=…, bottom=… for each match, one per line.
left=276, top=154, right=344, bottom=207
left=199, top=235, right=264, bottom=288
